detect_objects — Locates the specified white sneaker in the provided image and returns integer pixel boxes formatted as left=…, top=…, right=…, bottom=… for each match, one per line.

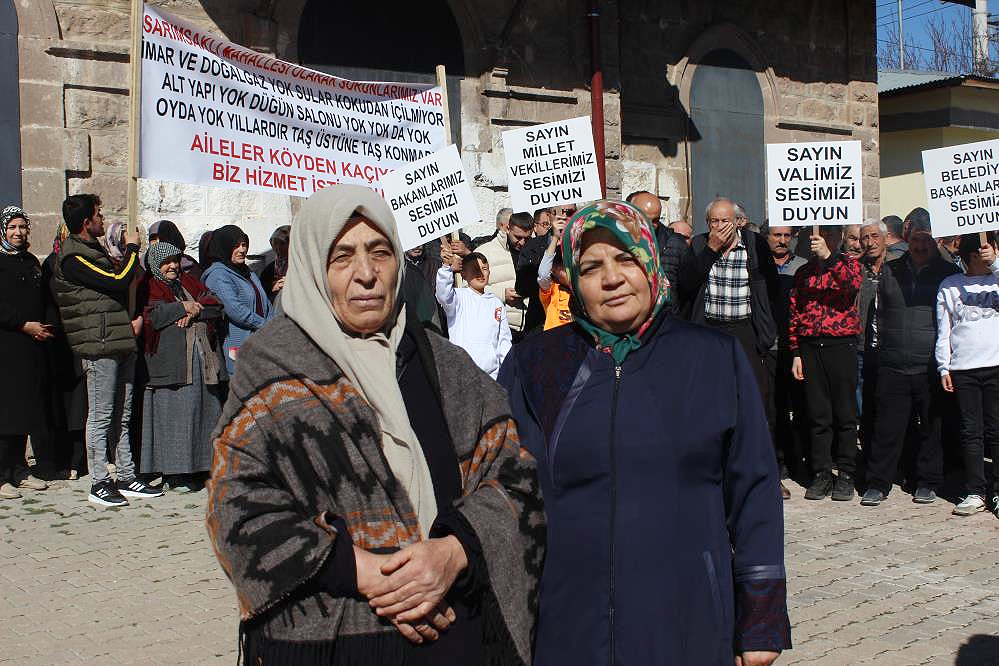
left=0, top=482, right=21, bottom=499
left=116, top=478, right=163, bottom=499
left=13, top=469, right=47, bottom=491
left=953, top=494, right=986, bottom=516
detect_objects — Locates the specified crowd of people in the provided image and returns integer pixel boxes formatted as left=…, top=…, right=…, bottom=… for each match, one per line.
left=1, top=183, right=997, bottom=664
left=2, top=190, right=997, bottom=513
left=396, top=193, right=999, bottom=519
left=0, top=197, right=276, bottom=505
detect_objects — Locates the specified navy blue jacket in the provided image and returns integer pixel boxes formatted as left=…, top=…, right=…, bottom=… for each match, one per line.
left=498, top=314, right=791, bottom=665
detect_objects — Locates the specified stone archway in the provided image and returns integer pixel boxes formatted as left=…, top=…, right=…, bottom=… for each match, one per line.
left=675, top=23, right=779, bottom=234
left=298, top=3, right=464, bottom=74
left=689, top=49, right=765, bottom=235
left=296, top=1, right=467, bottom=145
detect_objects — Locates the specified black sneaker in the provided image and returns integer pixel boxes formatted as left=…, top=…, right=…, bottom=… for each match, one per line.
left=804, top=471, right=835, bottom=500
left=831, top=473, right=855, bottom=501
left=913, top=487, right=937, bottom=504
left=88, top=480, right=128, bottom=507
left=860, top=488, right=885, bottom=506
left=117, top=478, right=164, bottom=499
left=990, top=495, right=999, bottom=519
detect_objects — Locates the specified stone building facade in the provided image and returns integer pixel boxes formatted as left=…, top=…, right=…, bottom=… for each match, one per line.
left=8, top=0, right=879, bottom=253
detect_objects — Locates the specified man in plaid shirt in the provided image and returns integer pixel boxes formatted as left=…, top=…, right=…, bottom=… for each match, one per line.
left=677, top=197, right=777, bottom=394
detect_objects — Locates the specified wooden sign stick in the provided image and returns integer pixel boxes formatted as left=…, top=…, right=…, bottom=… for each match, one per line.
left=436, top=64, right=462, bottom=286
left=127, top=0, right=144, bottom=235
left=435, top=65, right=458, bottom=245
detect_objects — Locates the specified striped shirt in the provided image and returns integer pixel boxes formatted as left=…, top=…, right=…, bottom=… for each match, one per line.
left=705, top=241, right=752, bottom=321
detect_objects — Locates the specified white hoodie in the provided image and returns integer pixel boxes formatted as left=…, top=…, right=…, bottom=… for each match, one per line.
left=935, top=260, right=999, bottom=374
left=435, top=266, right=512, bottom=379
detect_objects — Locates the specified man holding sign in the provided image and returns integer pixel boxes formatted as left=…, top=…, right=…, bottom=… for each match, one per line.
left=788, top=226, right=862, bottom=502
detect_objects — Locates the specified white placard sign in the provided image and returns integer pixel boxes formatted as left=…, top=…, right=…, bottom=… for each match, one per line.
left=921, top=139, right=999, bottom=238
left=503, top=116, right=603, bottom=212
left=766, top=141, right=863, bottom=226
left=140, top=5, right=446, bottom=198
left=382, top=145, right=480, bottom=252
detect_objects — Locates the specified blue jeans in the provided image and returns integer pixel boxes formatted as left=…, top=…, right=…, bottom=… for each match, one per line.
left=82, top=353, right=136, bottom=484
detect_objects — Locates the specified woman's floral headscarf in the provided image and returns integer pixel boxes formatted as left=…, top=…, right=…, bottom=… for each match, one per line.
left=52, top=221, right=70, bottom=255
left=99, top=221, right=127, bottom=263
left=562, top=199, right=670, bottom=364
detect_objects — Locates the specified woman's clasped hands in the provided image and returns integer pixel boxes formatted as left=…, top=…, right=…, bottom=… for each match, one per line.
left=355, top=535, right=468, bottom=644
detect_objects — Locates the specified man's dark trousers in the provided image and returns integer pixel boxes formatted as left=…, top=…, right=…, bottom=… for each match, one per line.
left=866, top=367, right=944, bottom=494
left=799, top=337, right=857, bottom=476
left=951, top=365, right=999, bottom=498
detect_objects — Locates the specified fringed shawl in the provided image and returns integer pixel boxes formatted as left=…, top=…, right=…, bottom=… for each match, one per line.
left=206, top=315, right=545, bottom=664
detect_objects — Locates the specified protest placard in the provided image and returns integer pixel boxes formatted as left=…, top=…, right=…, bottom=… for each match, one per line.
left=766, top=141, right=863, bottom=228
left=921, top=139, right=999, bottom=239
left=503, top=116, right=603, bottom=212
left=382, top=145, right=480, bottom=252
left=139, top=5, right=446, bottom=198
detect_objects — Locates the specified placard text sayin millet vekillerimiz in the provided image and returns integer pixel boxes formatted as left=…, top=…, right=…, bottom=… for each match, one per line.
left=922, top=139, right=999, bottom=237
left=766, top=141, right=863, bottom=226
left=503, top=116, right=603, bottom=213
left=139, top=5, right=445, bottom=198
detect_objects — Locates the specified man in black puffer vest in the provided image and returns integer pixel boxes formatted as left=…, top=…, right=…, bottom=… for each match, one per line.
left=861, top=212, right=960, bottom=507
left=52, top=194, right=162, bottom=507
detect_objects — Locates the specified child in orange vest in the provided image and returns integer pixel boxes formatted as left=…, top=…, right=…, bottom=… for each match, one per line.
left=537, top=218, right=573, bottom=330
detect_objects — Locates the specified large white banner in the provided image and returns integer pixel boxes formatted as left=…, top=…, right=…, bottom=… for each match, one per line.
left=140, top=6, right=447, bottom=198
left=382, top=145, right=480, bottom=252
left=922, top=139, right=999, bottom=238
left=766, top=141, right=863, bottom=227
left=503, top=116, right=603, bottom=213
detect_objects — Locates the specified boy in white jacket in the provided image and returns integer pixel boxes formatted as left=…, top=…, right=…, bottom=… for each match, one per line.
left=936, top=232, right=999, bottom=518
left=436, top=239, right=512, bottom=379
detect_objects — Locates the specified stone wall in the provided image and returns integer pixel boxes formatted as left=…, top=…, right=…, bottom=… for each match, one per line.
left=14, top=0, right=878, bottom=255
left=617, top=0, right=880, bottom=225
left=16, top=0, right=296, bottom=256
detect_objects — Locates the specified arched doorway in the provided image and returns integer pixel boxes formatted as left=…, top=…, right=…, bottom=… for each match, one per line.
left=298, top=2, right=464, bottom=145
left=689, top=49, right=765, bottom=235
left=0, top=0, right=20, bottom=206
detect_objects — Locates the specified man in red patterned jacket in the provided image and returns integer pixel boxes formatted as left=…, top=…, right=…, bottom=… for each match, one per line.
left=789, top=225, right=863, bottom=502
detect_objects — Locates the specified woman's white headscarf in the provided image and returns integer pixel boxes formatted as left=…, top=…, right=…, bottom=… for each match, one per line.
left=281, top=185, right=436, bottom=537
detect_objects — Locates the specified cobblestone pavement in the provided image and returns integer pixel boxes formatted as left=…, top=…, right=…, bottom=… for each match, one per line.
left=1, top=477, right=997, bottom=665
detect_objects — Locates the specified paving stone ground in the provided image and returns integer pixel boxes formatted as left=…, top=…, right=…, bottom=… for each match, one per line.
left=0, top=477, right=997, bottom=665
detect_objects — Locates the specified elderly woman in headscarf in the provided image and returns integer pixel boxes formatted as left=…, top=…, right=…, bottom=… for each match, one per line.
left=137, top=242, right=226, bottom=492
left=0, top=206, right=52, bottom=497
left=260, top=224, right=290, bottom=299
left=206, top=185, right=544, bottom=666
left=148, top=220, right=201, bottom=279
left=498, top=200, right=791, bottom=666
left=201, top=225, right=273, bottom=375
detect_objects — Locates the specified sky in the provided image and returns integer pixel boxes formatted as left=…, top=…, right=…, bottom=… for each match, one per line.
left=875, top=0, right=983, bottom=71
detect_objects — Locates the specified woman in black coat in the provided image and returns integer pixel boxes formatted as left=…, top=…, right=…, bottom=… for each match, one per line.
left=0, top=206, right=53, bottom=498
